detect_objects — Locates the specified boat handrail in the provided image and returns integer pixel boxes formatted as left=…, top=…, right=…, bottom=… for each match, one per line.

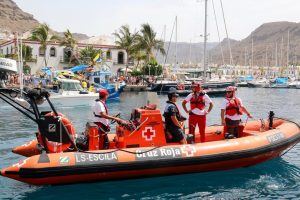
left=129, top=117, right=149, bottom=137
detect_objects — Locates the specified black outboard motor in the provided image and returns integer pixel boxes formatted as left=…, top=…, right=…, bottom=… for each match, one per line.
left=268, top=111, right=275, bottom=129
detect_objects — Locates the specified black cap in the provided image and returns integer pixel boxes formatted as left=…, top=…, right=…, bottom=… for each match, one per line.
left=168, top=87, right=179, bottom=97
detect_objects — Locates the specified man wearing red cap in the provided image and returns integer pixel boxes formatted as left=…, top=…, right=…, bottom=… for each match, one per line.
left=93, top=89, right=122, bottom=148
left=182, top=82, right=213, bottom=143
left=221, top=86, right=252, bottom=138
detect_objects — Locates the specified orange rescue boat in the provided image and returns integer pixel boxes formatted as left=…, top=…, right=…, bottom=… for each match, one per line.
left=1, top=88, right=300, bottom=185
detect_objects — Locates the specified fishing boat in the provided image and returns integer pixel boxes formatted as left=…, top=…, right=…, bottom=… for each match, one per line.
left=247, top=78, right=269, bottom=88
left=269, top=77, right=289, bottom=88
left=0, top=88, right=300, bottom=185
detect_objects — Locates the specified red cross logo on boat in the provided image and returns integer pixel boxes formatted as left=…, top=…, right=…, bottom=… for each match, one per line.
left=142, top=127, right=156, bottom=141
left=181, top=145, right=196, bottom=157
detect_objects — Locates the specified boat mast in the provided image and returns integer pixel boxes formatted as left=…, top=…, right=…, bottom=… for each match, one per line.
left=275, top=42, right=278, bottom=67
left=244, top=47, right=247, bottom=66
left=20, top=35, right=23, bottom=96
left=175, top=16, right=178, bottom=72
left=203, top=0, right=208, bottom=81
left=287, top=29, right=290, bottom=67
left=220, top=0, right=233, bottom=65
left=280, top=36, right=283, bottom=66
left=212, top=0, right=224, bottom=65
left=251, top=37, right=254, bottom=68
left=189, top=39, right=192, bottom=64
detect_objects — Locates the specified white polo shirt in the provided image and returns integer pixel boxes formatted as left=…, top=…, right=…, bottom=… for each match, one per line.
left=184, top=93, right=212, bottom=115
left=221, top=97, right=243, bottom=120
left=93, top=100, right=109, bottom=126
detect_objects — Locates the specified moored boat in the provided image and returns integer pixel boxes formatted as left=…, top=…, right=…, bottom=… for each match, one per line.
left=50, top=78, right=120, bottom=100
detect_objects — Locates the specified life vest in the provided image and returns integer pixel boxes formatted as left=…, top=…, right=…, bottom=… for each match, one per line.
left=37, top=112, right=76, bottom=153
left=93, top=99, right=108, bottom=118
left=163, top=101, right=185, bottom=126
left=94, top=99, right=110, bottom=131
left=190, top=92, right=205, bottom=110
left=225, top=97, right=242, bottom=116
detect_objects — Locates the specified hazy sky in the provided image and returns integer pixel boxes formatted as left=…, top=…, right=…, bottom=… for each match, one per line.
left=14, top=0, right=300, bottom=42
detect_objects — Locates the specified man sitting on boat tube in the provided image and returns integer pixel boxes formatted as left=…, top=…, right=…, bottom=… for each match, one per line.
left=182, top=82, right=213, bottom=143
left=93, top=89, right=123, bottom=148
left=163, top=87, right=187, bottom=144
left=221, top=86, right=252, bottom=139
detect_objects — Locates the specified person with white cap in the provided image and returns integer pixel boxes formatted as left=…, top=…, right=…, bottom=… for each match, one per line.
left=221, top=86, right=252, bottom=138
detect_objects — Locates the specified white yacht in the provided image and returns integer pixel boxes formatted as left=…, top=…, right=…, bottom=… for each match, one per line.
left=0, top=58, right=17, bottom=88
left=50, top=78, right=98, bottom=99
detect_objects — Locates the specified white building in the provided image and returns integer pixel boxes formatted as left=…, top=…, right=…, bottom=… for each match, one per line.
left=0, top=37, right=127, bottom=75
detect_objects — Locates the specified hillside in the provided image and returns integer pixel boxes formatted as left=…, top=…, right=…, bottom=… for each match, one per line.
left=210, top=22, right=300, bottom=66
left=0, top=0, right=39, bottom=35
left=0, top=0, right=89, bottom=40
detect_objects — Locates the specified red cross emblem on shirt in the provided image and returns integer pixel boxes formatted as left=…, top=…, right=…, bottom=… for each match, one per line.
left=181, top=145, right=196, bottom=157
left=142, top=127, right=156, bottom=141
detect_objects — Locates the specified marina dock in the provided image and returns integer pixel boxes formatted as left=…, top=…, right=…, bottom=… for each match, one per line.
left=124, top=85, right=148, bottom=92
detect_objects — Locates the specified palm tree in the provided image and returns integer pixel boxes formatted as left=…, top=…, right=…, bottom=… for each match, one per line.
left=132, top=50, right=147, bottom=69
left=137, top=23, right=165, bottom=63
left=30, top=23, right=59, bottom=66
left=60, top=29, right=78, bottom=65
left=113, top=25, right=138, bottom=64
left=79, top=46, right=102, bottom=66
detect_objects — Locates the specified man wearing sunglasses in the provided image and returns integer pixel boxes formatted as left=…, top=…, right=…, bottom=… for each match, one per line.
left=182, top=82, right=213, bottom=143
left=221, top=86, right=252, bottom=139
left=163, top=87, right=187, bottom=144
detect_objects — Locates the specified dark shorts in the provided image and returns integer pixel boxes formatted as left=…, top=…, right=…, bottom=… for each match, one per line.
left=166, top=126, right=185, bottom=142
left=225, top=118, right=241, bottom=137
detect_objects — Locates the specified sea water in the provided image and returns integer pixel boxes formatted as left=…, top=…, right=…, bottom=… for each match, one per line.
left=0, top=88, right=300, bottom=199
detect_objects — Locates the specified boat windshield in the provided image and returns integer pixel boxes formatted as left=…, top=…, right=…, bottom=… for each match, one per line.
left=61, top=81, right=83, bottom=91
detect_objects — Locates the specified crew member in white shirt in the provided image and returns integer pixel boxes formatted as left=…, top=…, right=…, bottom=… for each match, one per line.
left=221, top=86, right=252, bottom=138
left=182, top=82, right=213, bottom=143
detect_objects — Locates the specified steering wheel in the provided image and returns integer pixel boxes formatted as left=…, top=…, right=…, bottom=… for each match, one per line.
left=110, top=113, right=121, bottom=124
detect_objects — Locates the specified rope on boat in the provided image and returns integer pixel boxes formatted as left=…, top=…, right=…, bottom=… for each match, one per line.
left=274, top=117, right=300, bottom=128
left=274, top=117, right=300, bottom=157
left=79, top=146, right=162, bottom=155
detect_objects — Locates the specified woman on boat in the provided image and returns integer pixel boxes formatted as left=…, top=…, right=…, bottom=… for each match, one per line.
left=93, top=89, right=123, bottom=148
left=163, top=87, right=187, bottom=144
left=221, top=86, right=252, bottom=138
left=182, top=82, right=213, bottom=143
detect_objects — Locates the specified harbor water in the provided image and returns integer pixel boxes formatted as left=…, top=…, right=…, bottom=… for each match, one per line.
left=0, top=88, right=300, bottom=199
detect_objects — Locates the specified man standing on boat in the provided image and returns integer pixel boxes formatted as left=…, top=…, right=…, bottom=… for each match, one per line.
left=93, top=89, right=123, bottom=148
left=221, top=86, right=252, bottom=138
left=163, top=87, right=187, bottom=144
left=182, top=82, right=213, bottom=143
